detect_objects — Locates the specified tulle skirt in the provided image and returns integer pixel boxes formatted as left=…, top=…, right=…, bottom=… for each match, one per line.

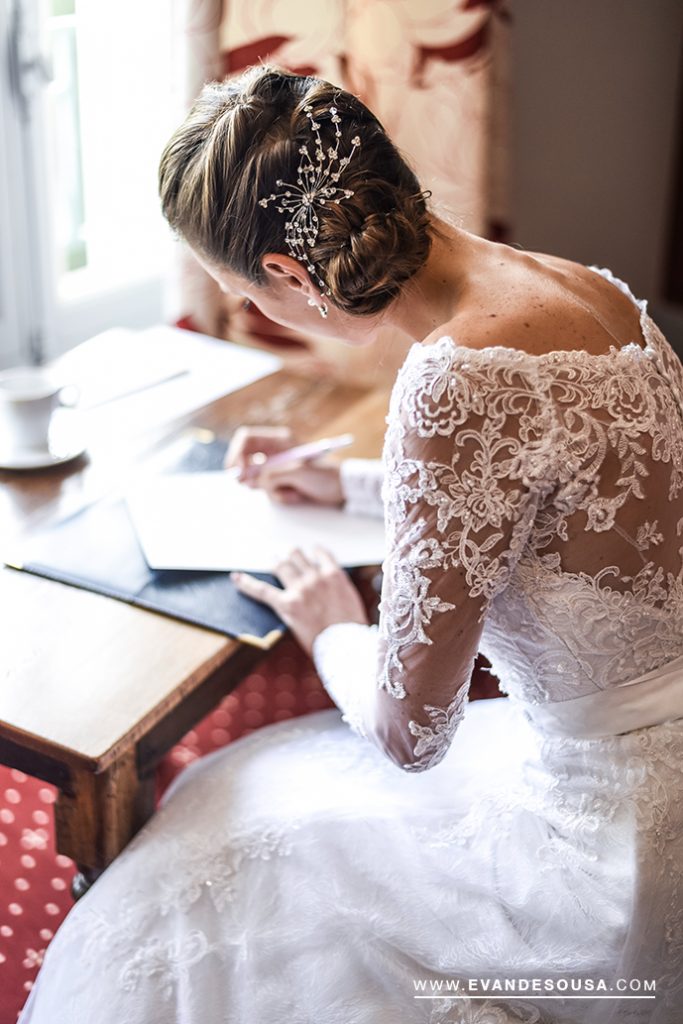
left=18, top=696, right=683, bottom=1024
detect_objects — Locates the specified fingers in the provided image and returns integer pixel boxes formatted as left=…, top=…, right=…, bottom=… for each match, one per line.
left=311, top=545, right=340, bottom=573
left=232, top=547, right=331, bottom=598
left=230, top=571, right=284, bottom=607
left=275, top=546, right=338, bottom=575
left=258, top=463, right=336, bottom=505
left=224, top=425, right=295, bottom=477
left=271, top=547, right=315, bottom=584
left=258, top=461, right=305, bottom=489
left=259, top=462, right=309, bottom=501
left=285, top=548, right=317, bottom=573
left=231, top=547, right=342, bottom=632
left=270, top=486, right=313, bottom=505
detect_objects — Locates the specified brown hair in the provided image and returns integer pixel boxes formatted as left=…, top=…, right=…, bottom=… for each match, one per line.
left=158, top=64, right=434, bottom=317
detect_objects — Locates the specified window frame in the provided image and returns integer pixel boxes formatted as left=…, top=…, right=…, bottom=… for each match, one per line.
left=0, top=0, right=182, bottom=368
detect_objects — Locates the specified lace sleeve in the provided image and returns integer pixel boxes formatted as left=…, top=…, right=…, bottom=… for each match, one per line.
left=339, top=457, right=385, bottom=519
left=313, top=338, right=555, bottom=772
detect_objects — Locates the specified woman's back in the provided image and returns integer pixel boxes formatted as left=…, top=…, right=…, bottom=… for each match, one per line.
left=407, top=260, right=683, bottom=709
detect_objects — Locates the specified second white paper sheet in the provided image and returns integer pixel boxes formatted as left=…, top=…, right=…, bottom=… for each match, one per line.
left=126, top=472, right=386, bottom=572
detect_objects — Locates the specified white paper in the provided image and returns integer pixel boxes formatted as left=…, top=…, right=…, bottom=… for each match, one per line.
left=54, top=327, right=190, bottom=409
left=125, top=472, right=386, bottom=572
left=54, top=325, right=283, bottom=440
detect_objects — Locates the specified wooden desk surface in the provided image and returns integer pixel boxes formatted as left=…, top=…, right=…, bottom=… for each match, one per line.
left=0, top=350, right=390, bottom=773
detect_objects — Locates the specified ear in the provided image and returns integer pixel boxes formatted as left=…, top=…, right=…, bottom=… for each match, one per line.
left=261, top=253, right=315, bottom=298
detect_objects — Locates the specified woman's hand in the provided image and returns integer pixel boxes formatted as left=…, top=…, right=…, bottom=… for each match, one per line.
left=225, top=425, right=296, bottom=482
left=225, top=425, right=345, bottom=507
left=231, top=545, right=369, bottom=657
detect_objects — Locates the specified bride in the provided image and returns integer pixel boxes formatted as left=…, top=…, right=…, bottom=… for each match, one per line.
left=19, top=64, right=683, bottom=1024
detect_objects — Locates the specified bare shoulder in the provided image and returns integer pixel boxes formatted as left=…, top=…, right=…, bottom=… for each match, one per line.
left=420, top=248, right=640, bottom=358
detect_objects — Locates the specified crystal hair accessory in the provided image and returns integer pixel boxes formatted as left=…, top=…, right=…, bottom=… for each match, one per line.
left=257, top=103, right=361, bottom=299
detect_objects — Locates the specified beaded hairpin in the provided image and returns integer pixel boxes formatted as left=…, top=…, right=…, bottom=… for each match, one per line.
left=257, top=103, right=361, bottom=300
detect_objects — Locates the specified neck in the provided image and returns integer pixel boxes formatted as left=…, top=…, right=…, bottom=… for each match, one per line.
left=381, top=218, right=493, bottom=343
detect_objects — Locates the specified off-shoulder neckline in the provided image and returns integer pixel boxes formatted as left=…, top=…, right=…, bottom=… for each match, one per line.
left=407, top=265, right=654, bottom=366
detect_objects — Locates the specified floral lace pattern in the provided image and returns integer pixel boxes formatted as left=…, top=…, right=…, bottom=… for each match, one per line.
left=317, top=265, right=683, bottom=772
left=120, top=931, right=212, bottom=1001
left=404, top=679, right=471, bottom=772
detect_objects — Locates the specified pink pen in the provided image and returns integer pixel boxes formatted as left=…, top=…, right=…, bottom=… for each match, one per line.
left=226, top=432, right=355, bottom=480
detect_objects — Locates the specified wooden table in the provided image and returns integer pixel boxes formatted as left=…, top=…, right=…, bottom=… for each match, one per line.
left=0, top=339, right=390, bottom=898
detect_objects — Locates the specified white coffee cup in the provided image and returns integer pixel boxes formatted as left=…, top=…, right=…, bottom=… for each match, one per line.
left=0, top=366, right=77, bottom=451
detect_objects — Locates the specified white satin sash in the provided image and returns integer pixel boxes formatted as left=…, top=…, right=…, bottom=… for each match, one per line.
left=518, top=652, right=683, bottom=739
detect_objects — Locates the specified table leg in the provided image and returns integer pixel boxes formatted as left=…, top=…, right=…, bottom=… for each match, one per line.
left=54, top=747, right=155, bottom=899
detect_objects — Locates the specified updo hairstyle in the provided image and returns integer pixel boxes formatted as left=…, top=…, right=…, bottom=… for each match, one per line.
left=158, top=64, right=433, bottom=316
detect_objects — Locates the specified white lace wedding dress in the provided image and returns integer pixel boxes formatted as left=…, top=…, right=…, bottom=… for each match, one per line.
left=19, top=266, right=683, bottom=1023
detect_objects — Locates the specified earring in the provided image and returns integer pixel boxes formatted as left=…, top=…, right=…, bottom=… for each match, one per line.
left=308, top=297, right=329, bottom=319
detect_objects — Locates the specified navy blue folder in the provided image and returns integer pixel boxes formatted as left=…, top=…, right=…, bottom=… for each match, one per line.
left=7, top=437, right=288, bottom=649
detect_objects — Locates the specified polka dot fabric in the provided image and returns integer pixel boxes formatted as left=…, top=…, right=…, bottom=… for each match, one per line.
left=154, top=646, right=338, bottom=797
left=0, top=598, right=502, bottom=1022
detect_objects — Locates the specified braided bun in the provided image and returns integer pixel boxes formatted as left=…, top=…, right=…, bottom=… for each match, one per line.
left=159, top=64, right=433, bottom=317
left=317, top=189, right=431, bottom=316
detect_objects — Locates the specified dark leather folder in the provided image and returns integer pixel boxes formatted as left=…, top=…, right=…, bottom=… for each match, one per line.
left=6, top=436, right=287, bottom=650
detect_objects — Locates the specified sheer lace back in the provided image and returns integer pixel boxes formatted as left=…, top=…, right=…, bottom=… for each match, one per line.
left=384, top=266, right=683, bottom=718
left=320, top=266, right=683, bottom=772
left=485, top=271, right=683, bottom=704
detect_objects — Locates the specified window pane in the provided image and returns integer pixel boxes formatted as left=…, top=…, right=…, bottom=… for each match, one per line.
left=43, top=0, right=184, bottom=303
left=46, top=12, right=86, bottom=275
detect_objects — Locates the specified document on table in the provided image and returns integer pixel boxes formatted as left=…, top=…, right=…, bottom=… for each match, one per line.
left=55, top=325, right=283, bottom=440
left=125, top=472, right=386, bottom=572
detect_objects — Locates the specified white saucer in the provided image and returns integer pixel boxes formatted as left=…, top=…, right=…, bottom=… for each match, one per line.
left=0, top=441, right=86, bottom=471
left=0, top=414, right=87, bottom=471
